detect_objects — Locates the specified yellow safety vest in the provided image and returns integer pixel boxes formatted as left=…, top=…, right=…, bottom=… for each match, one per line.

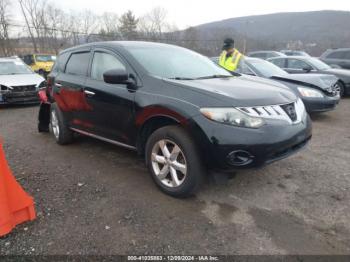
left=219, top=49, right=242, bottom=72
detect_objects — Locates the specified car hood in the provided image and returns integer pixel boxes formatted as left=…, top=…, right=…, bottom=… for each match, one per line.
left=270, top=74, right=338, bottom=90
left=325, top=68, right=350, bottom=77
left=0, top=73, right=44, bottom=87
left=164, top=75, right=297, bottom=107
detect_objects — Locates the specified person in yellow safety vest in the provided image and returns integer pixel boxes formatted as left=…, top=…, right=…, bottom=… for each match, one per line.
left=219, top=38, right=243, bottom=72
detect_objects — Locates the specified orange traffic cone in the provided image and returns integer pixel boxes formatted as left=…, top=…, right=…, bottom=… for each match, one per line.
left=0, top=140, right=36, bottom=237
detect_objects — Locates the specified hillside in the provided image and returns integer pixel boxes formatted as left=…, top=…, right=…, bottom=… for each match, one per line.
left=194, top=10, right=350, bottom=55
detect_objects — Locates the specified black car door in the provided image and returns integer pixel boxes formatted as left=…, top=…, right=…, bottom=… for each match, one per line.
left=285, top=58, right=315, bottom=74
left=52, top=50, right=91, bottom=126
left=81, top=48, right=137, bottom=146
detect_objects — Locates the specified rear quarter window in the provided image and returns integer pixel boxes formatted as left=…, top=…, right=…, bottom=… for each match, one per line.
left=65, top=52, right=90, bottom=76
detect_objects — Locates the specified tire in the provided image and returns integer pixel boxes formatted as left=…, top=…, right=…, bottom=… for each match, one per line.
left=336, top=81, right=345, bottom=97
left=145, top=125, right=204, bottom=198
left=50, top=103, right=74, bottom=145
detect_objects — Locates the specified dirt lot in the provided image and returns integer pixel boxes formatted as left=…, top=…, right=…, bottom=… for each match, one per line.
left=0, top=99, right=350, bottom=255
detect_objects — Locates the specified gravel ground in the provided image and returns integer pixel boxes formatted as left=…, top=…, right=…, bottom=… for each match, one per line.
left=0, top=99, right=349, bottom=255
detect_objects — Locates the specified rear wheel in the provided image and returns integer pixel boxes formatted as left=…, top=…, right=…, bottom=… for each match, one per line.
left=145, top=126, right=204, bottom=197
left=50, top=103, right=74, bottom=144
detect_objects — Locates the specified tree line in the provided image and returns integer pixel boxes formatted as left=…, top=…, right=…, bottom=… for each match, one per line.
left=0, top=0, right=240, bottom=56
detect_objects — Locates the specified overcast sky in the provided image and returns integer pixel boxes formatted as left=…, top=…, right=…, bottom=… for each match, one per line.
left=52, top=0, right=350, bottom=29
left=14, top=0, right=350, bottom=29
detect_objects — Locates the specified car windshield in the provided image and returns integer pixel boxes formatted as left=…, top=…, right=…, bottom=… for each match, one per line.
left=246, top=59, right=288, bottom=77
left=126, top=45, right=232, bottom=79
left=306, top=58, right=331, bottom=70
left=35, top=55, right=56, bottom=62
left=0, top=61, right=34, bottom=75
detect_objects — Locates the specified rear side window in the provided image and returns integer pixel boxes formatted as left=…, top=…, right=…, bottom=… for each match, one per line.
left=266, top=53, right=278, bottom=58
left=65, top=52, right=90, bottom=76
left=287, top=59, right=310, bottom=69
left=91, top=52, right=126, bottom=81
left=270, top=58, right=285, bottom=68
left=326, top=51, right=347, bottom=59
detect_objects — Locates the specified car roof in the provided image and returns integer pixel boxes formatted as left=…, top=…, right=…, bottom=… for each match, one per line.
left=249, top=50, right=281, bottom=54
left=244, top=57, right=264, bottom=62
left=269, top=56, right=306, bottom=60
left=0, top=57, right=22, bottom=62
left=60, top=41, right=182, bottom=54
left=326, top=47, right=350, bottom=52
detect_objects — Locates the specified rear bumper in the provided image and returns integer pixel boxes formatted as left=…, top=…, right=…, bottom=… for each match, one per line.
left=0, top=91, right=39, bottom=104
left=302, top=96, right=340, bottom=113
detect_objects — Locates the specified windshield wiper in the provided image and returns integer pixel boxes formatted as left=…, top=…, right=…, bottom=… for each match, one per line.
left=168, top=77, right=195, bottom=80
left=195, top=75, right=233, bottom=80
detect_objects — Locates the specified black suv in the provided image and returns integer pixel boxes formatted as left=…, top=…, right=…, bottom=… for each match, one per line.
left=38, top=42, right=312, bottom=197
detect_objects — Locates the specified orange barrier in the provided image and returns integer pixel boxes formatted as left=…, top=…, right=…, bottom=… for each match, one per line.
left=0, top=140, right=36, bottom=237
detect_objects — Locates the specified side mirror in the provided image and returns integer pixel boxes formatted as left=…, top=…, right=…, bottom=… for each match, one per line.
left=302, top=66, right=312, bottom=72
left=103, top=69, right=129, bottom=84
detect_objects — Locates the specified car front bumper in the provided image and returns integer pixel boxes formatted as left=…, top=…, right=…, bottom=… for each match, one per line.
left=0, top=91, right=39, bottom=104
left=302, top=95, right=340, bottom=113
left=190, top=113, right=312, bottom=171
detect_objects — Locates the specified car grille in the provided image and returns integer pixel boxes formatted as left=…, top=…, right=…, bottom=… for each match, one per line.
left=237, top=98, right=305, bottom=124
left=3, top=92, right=38, bottom=103
left=11, top=85, right=37, bottom=92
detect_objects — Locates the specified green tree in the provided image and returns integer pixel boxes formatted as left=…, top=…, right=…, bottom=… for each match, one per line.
left=118, top=10, right=138, bottom=40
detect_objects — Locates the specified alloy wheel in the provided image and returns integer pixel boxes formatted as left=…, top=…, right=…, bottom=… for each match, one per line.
left=51, top=110, right=60, bottom=140
left=151, top=139, right=187, bottom=188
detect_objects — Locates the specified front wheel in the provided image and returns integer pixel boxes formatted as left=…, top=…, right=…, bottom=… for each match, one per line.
left=145, top=126, right=204, bottom=198
left=336, top=81, right=345, bottom=97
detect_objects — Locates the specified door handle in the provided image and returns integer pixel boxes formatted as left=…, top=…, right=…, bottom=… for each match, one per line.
left=84, top=90, right=95, bottom=96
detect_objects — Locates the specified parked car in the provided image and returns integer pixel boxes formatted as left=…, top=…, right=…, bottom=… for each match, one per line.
left=319, top=48, right=350, bottom=70
left=234, top=57, right=340, bottom=113
left=21, top=54, right=56, bottom=77
left=268, top=56, right=350, bottom=97
left=0, top=57, right=45, bottom=105
left=38, top=41, right=312, bottom=197
left=280, top=50, right=310, bottom=57
left=247, top=51, right=286, bottom=60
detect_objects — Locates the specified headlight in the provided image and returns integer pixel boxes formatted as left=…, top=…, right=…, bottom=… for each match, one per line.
left=200, top=107, right=265, bottom=128
left=0, top=85, right=10, bottom=93
left=38, top=81, right=47, bottom=89
left=297, top=87, right=323, bottom=98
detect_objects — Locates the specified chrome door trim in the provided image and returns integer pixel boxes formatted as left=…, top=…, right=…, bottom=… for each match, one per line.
left=70, top=127, right=137, bottom=151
